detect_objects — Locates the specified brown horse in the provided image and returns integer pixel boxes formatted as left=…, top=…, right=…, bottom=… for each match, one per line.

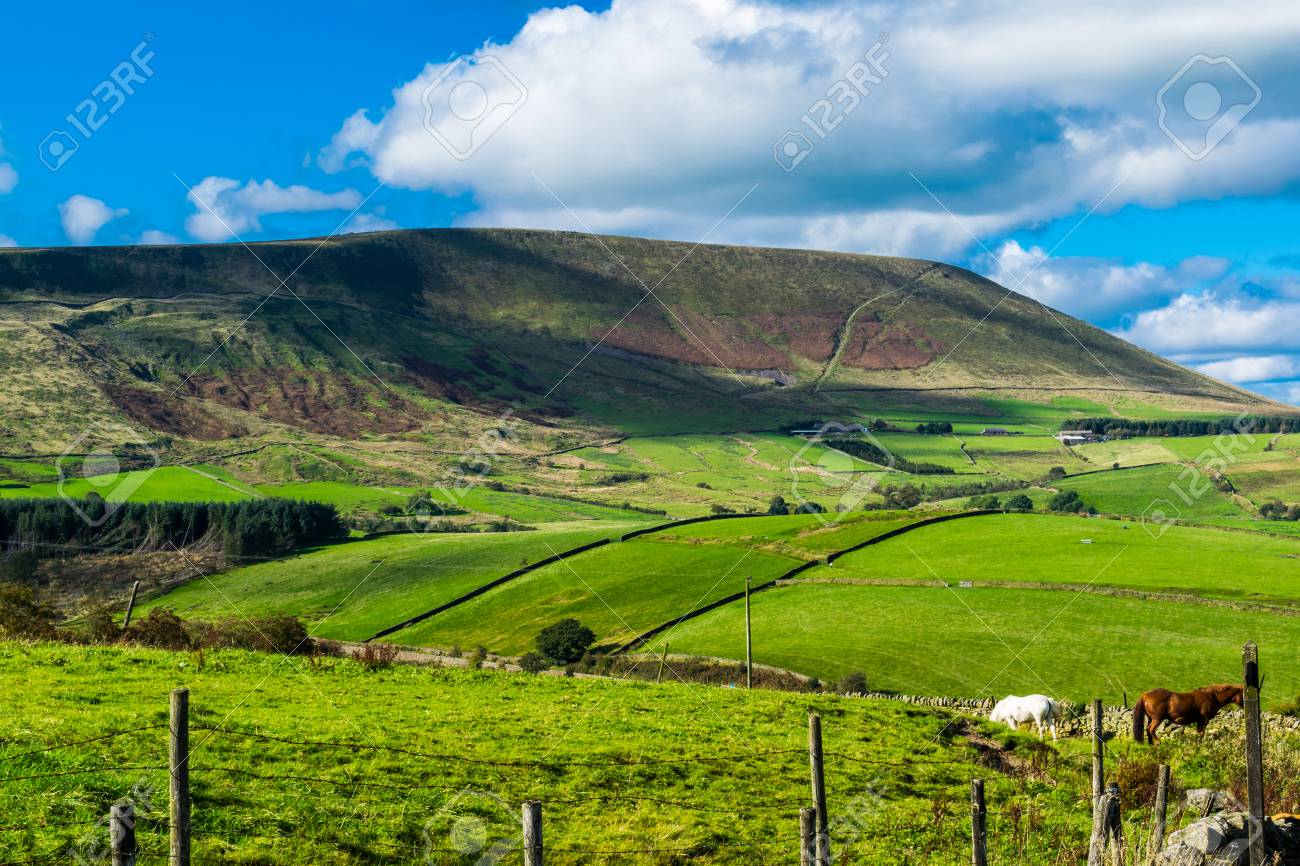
left=1132, top=684, right=1244, bottom=743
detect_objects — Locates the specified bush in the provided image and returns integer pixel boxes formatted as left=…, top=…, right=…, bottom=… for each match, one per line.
left=126, top=608, right=190, bottom=650
left=1005, top=494, right=1034, bottom=512
left=1048, top=490, right=1093, bottom=514
left=354, top=643, right=400, bottom=671
left=192, top=615, right=311, bottom=654
left=793, top=501, right=826, bottom=514
left=767, top=495, right=790, bottom=516
left=837, top=671, right=869, bottom=693
left=518, top=651, right=549, bottom=673
left=1046, top=466, right=1067, bottom=480
left=79, top=605, right=122, bottom=644
left=470, top=645, right=489, bottom=669
left=536, top=618, right=596, bottom=664
left=0, top=550, right=39, bottom=584
left=709, top=504, right=734, bottom=515
left=0, top=583, right=56, bottom=639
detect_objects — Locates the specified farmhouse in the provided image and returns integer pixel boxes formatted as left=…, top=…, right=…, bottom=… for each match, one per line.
left=981, top=427, right=1011, bottom=435
left=1055, top=429, right=1103, bottom=445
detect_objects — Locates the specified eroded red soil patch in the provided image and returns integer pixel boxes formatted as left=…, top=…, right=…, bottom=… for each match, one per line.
left=593, top=306, right=792, bottom=369
left=746, top=312, right=840, bottom=361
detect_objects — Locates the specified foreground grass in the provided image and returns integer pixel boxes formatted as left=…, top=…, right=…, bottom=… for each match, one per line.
left=654, top=583, right=1300, bottom=705
left=0, top=641, right=1103, bottom=865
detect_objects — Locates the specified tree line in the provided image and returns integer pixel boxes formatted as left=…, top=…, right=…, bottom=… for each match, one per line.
left=1067, top=415, right=1297, bottom=438
left=0, top=498, right=346, bottom=560
left=826, top=438, right=955, bottom=475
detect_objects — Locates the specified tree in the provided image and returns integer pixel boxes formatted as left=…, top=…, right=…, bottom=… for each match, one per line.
left=1005, top=494, right=1034, bottom=512
left=882, top=484, right=922, bottom=509
left=1048, top=490, right=1092, bottom=514
left=0, top=583, right=56, bottom=639
left=837, top=671, right=868, bottom=693
left=536, top=618, right=595, bottom=664
left=709, top=504, right=734, bottom=515
left=518, top=651, right=549, bottom=673
left=794, top=501, right=826, bottom=514
left=767, top=495, right=790, bottom=515
left=1046, top=466, right=1067, bottom=481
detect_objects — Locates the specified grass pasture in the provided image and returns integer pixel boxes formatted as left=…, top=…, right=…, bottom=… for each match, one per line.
left=0, top=640, right=1139, bottom=865
left=0, top=465, right=256, bottom=503
left=652, top=582, right=1300, bottom=705
left=816, top=512, right=1300, bottom=605
left=141, top=523, right=638, bottom=641
left=385, top=535, right=802, bottom=653
left=1053, top=463, right=1248, bottom=520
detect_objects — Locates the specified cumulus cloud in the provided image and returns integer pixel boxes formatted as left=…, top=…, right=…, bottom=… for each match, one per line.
left=338, top=212, right=399, bottom=235
left=319, top=0, right=1300, bottom=255
left=1115, top=291, right=1300, bottom=355
left=139, top=229, right=179, bottom=245
left=183, top=177, right=362, bottom=242
left=976, top=241, right=1196, bottom=321
left=1196, top=354, right=1300, bottom=383
left=59, top=195, right=128, bottom=245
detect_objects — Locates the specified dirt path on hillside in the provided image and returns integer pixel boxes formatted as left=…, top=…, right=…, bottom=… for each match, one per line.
left=812, top=265, right=939, bottom=392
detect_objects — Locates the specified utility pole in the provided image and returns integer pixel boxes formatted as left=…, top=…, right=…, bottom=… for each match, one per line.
left=744, top=574, right=753, bottom=689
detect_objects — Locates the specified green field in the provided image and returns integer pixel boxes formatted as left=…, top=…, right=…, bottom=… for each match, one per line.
left=0, top=465, right=255, bottom=503
left=652, top=582, right=1300, bottom=706
left=655, top=510, right=929, bottom=555
left=385, top=535, right=802, bottom=652
left=1054, top=463, right=1248, bottom=520
left=817, top=512, right=1300, bottom=605
left=140, top=522, right=639, bottom=641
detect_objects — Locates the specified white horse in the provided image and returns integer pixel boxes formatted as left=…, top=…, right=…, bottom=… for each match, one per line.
left=989, top=694, right=1060, bottom=740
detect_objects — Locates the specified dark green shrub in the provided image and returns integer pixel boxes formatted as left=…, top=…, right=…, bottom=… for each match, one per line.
left=518, top=651, right=549, bottom=673
left=837, top=671, right=868, bottom=693
left=536, top=618, right=596, bottom=664
left=126, top=608, right=189, bottom=650
left=0, top=583, right=56, bottom=639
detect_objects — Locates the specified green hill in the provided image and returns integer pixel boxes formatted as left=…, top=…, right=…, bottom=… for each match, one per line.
left=0, top=229, right=1279, bottom=455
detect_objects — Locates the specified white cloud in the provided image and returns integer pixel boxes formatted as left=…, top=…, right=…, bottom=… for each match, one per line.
left=977, top=241, right=1190, bottom=320
left=1196, top=354, right=1300, bottom=383
left=58, top=195, right=128, bottom=245
left=1116, top=292, right=1300, bottom=355
left=320, top=0, right=1300, bottom=256
left=183, top=177, right=362, bottom=242
left=0, top=134, right=16, bottom=195
left=0, top=234, right=17, bottom=248
left=338, top=212, right=399, bottom=235
left=139, top=229, right=179, bottom=245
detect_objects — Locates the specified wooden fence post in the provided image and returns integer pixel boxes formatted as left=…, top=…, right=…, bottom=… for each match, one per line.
left=744, top=575, right=752, bottom=690
left=800, top=806, right=816, bottom=865
left=1104, top=782, right=1125, bottom=866
left=1243, top=642, right=1265, bottom=866
left=169, top=688, right=190, bottom=866
left=656, top=642, right=669, bottom=684
left=970, top=779, right=987, bottom=866
left=122, top=580, right=140, bottom=632
left=1091, top=699, right=1104, bottom=801
left=110, top=801, right=136, bottom=866
left=522, top=800, right=543, bottom=866
left=1147, top=764, right=1170, bottom=864
left=809, top=713, right=830, bottom=865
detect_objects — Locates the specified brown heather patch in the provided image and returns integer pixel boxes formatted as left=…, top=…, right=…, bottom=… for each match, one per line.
left=593, top=306, right=792, bottom=369
left=841, top=319, right=945, bottom=371
left=184, top=368, right=423, bottom=437
left=103, top=384, right=249, bottom=440
left=746, top=312, right=841, bottom=361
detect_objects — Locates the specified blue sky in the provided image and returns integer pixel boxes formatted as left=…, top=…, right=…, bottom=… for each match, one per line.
left=3, top=1, right=1299, bottom=403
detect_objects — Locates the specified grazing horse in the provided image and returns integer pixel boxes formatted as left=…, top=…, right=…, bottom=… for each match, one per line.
left=989, top=694, right=1060, bottom=740
left=1132, top=684, right=1244, bottom=744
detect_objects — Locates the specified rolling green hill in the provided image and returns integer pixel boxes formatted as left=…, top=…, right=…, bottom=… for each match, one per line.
left=0, top=229, right=1279, bottom=458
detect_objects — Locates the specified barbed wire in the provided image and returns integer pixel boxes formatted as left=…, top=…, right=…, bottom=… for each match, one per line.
left=0, top=725, right=164, bottom=764
left=0, top=765, right=167, bottom=784
left=193, top=724, right=807, bottom=767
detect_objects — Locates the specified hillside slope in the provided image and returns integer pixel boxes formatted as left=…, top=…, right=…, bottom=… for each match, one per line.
left=0, top=228, right=1279, bottom=452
